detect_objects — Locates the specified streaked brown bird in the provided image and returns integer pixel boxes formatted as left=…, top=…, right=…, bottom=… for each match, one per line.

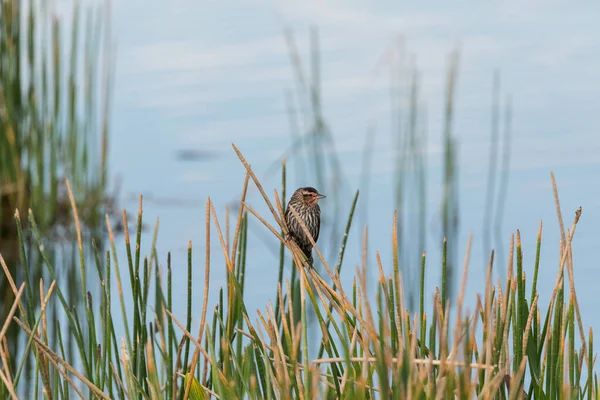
left=284, top=187, right=326, bottom=267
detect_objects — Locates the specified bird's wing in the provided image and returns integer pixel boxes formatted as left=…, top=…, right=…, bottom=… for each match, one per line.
left=284, top=204, right=293, bottom=229
left=313, top=211, right=320, bottom=243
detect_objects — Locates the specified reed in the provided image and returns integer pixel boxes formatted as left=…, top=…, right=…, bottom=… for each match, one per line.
left=0, top=0, right=114, bottom=378
left=1, top=2, right=597, bottom=399
left=0, top=145, right=596, bottom=399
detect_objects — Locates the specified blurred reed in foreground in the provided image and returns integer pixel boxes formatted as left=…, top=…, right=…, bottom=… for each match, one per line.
left=0, top=145, right=596, bottom=399
left=0, top=0, right=114, bottom=374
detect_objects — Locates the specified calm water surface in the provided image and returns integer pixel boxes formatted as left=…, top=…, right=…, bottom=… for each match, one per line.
left=101, top=1, right=600, bottom=347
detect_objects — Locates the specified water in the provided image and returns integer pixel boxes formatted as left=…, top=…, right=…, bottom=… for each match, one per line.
left=103, top=1, right=600, bottom=360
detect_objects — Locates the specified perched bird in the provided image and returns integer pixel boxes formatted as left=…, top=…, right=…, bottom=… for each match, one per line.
left=284, top=187, right=326, bottom=267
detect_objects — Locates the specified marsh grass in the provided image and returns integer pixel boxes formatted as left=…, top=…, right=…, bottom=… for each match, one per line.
left=0, top=0, right=112, bottom=229
left=0, top=0, right=114, bottom=376
left=1, top=3, right=597, bottom=399
left=0, top=144, right=597, bottom=399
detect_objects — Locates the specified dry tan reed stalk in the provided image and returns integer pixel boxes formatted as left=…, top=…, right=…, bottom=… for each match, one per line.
left=434, top=376, right=447, bottom=400
left=309, top=278, right=342, bottom=341
left=479, top=366, right=509, bottom=399
left=408, top=313, right=421, bottom=395
left=269, top=303, right=293, bottom=391
left=276, top=284, right=291, bottom=352
left=355, top=228, right=379, bottom=350
left=307, top=271, right=344, bottom=311
left=285, top=279, right=299, bottom=359
left=164, top=310, right=215, bottom=371
left=232, top=144, right=286, bottom=232
left=0, top=251, right=26, bottom=318
left=241, top=202, right=285, bottom=243
left=0, top=339, right=13, bottom=397
left=276, top=282, right=303, bottom=393
left=354, top=264, right=377, bottom=346
left=565, top=225, right=587, bottom=369
left=447, top=311, right=478, bottom=363
left=551, top=172, right=567, bottom=245
left=37, top=280, right=52, bottom=400
left=65, top=180, right=84, bottom=260
left=272, top=188, right=286, bottom=226
left=294, top=354, right=304, bottom=399
left=466, top=306, right=480, bottom=397
left=0, top=283, right=24, bottom=399
left=45, top=354, right=87, bottom=400
left=507, top=356, right=528, bottom=399
left=310, top=362, right=322, bottom=399
left=0, top=368, right=17, bottom=400
left=550, top=173, right=587, bottom=360
left=254, top=320, right=283, bottom=400
left=39, top=280, right=48, bottom=342
left=210, top=200, right=233, bottom=273
left=171, top=336, right=186, bottom=400
left=353, top=284, right=370, bottom=393
left=546, top=206, right=584, bottom=364
left=296, top=256, right=367, bottom=348
left=230, top=172, right=250, bottom=271
left=145, top=335, right=157, bottom=389
left=339, top=323, right=360, bottom=393
left=256, top=310, right=281, bottom=389
left=229, top=176, right=307, bottom=287
left=209, top=198, right=243, bottom=376
left=449, top=233, right=473, bottom=370
left=437, top=297, right=451, bottom=377
left=522, top=294, right=539, bottom=355
left=105, top=211, right=130, bottom=350
left=122, top=205, right=131, bottom=250
left=14, top=318, right=110, bottom=399
left=0, top=283, right=24, bottom=345
left=374, top=252, right=386, bottom=294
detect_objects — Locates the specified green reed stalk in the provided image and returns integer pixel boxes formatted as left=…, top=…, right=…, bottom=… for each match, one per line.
left=515, top=232, right=524, bottom=368
left=179, top=243, right=193, bottom=400
left=441, top=238, right=448, bottom=313
left=167, top=252, right=173, bottom=400
left=275, top=160, right=286, bottom=326
left=420, top=251, right=426, bottom=357
left=588, top=328, right=593, bottom=400
left=14, top=213, right=35, bottom=327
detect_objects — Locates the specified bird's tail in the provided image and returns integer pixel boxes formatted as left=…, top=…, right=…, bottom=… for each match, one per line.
left=299, top=244, right=314, bottom=267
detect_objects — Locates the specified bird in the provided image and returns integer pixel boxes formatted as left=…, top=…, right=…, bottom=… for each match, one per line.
left=284, top=186, right=326, bottom=267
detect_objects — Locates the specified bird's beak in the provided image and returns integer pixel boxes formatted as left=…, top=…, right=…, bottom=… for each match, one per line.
left=316, top=194, right=326, bottom=200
